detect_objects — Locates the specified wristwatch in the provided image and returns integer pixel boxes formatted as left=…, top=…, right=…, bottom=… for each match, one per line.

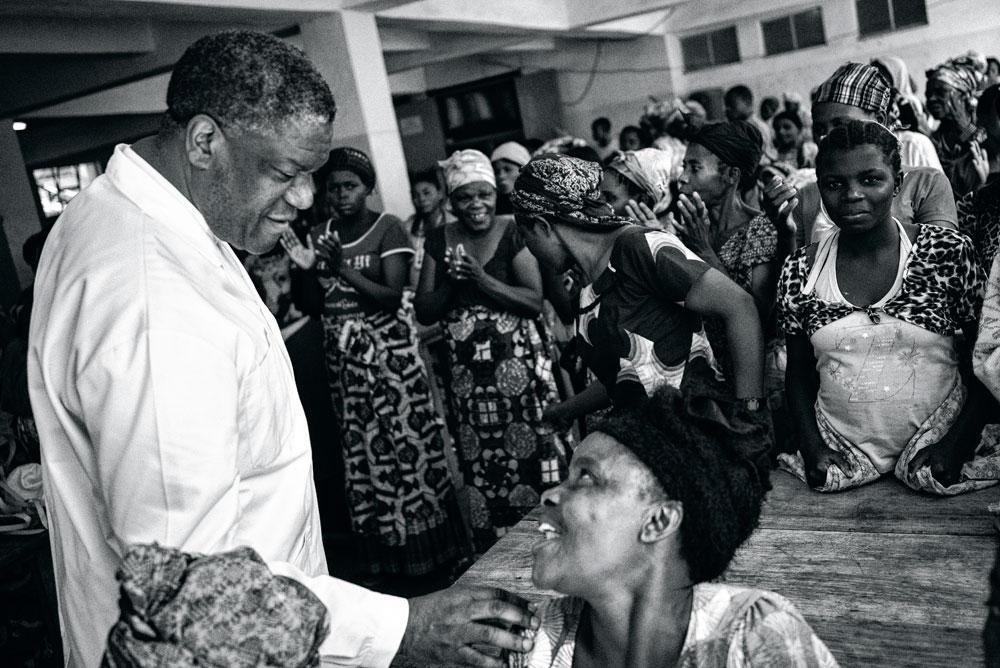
left=740, top=397, right=764, bottom=412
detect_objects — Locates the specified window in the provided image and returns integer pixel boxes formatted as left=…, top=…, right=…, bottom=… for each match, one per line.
left=856, top=0, right=928, bottom=36
left=762, top=8, right=826, bottom=56
left=33, top=162, right=102, bottom=219
left=681, top=26, right=740, bottom=72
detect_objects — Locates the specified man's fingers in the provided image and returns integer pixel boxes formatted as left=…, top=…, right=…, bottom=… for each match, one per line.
left=456, top=644, right=505, bottom=668
left=462, top=621, right=531, bottom=654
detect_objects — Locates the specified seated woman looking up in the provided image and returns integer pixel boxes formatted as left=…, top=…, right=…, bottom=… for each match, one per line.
left=515, top=386, right=838, bottom=668
left=778, top=120, right=999, bottom=494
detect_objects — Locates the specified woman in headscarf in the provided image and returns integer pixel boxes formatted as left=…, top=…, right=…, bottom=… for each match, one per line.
left=673, top=121, right=799, bottom=444
left=414, top=149, right=568, bottom=553
left=926, top=53, right=989, bottom=197
left=295, top=147, right=469, bottom=579
left=601, top=147, right=674, bottom=229
left=491, top=141, right=532, bottom=216
left=778, top=120, right=998, bottom=495
left=511, top=153, right=767, bottom=430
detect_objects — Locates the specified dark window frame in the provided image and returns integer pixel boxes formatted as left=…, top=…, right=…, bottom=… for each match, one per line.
left=761, top=7, right=826, bottom=56
left=855, top=0, right=929, bottom=36
left=680, top=25, right=741, bottom=73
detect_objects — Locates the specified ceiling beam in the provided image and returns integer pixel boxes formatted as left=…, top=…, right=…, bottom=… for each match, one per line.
left=0, top=18, right=156, bottom=54
left=377, top=0, right=569, bottom=32
left=385, top=33, right=535, bottom=73
left=567, top=0, right=686, bottom=29
left=379, top=26, right=431, bottom=52
left=500, top=39, right=557, bottom=52
left=341, top=0, right=423, bottom=10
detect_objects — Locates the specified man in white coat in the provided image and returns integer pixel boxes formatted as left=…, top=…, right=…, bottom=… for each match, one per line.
left=28, top=30, right=535, bottom=668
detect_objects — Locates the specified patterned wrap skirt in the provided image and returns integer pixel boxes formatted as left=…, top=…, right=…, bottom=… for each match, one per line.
left=322, top=302, right=469, bottom=575
left=440, top=305, right=568, bottom=553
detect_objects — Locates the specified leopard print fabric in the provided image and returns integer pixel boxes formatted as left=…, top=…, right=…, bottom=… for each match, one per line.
left=778, top=225, right=984, bottom=338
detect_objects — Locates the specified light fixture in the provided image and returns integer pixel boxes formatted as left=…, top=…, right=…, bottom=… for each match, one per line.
left=12, top=121, right=27, bottom=132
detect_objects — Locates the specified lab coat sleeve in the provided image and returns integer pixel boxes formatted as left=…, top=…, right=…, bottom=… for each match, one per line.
left=75, top=328, right=408, bottom=667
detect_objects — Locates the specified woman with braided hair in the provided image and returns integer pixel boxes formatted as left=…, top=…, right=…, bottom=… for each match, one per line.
left=778, top=120, right=1000, bottom=494
left=513, top=385, right=838, bottom=668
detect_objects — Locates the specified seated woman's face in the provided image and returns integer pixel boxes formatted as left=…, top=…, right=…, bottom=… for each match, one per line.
left=533, top=432, right=662, bottom=597
left=450, top=181, right=497, bottom=233
left=678, top=143, right=729, bottom=208
left=816, top=145, right=898, bottom=235
left=326, top=170, right=370, bottom=219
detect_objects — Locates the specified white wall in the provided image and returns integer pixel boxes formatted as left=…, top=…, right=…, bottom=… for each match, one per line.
left=665, top=0, right=1000, bottom=105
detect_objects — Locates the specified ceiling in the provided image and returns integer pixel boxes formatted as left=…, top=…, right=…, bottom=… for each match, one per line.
left=0, top=0, right=684, bottom=119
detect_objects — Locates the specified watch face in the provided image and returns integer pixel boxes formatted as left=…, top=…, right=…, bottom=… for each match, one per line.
left=743, top=398, right=761, bottom=411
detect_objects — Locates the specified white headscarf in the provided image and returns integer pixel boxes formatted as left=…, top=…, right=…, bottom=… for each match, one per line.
left=438, top=149, right=496, bottom=194
left=607, top=148, right=675, bottom=213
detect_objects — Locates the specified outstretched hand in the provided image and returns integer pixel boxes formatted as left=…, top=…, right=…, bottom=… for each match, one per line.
left=394, top=586, right=538, bottom=668
left=280, top=230, right=317, bottom=270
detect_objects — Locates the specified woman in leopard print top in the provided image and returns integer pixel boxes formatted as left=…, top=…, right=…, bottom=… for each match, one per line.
left=777, top=119, right=999, bottom=495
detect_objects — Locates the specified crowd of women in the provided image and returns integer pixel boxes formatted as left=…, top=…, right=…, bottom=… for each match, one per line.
left=235, top=48, right=1000, bottom=659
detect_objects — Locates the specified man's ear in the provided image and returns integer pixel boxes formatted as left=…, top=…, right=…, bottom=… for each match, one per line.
left=185, top=114, right=224, bottom=171
left=639, top=500, right=683, bottom=544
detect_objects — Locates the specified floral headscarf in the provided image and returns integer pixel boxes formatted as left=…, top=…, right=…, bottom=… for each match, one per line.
left=926, top=52, right=987, bottom=100
left=607, top=148, right=674, bottom=213
left=438, top=149, right=496, bottom=194
left=511, top=154, right=632, bottom=231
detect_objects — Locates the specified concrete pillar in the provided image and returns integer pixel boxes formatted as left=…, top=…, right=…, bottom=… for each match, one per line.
left=0, top=120, right=42, bottom=305
left=300, top=12, right=414, bottom=220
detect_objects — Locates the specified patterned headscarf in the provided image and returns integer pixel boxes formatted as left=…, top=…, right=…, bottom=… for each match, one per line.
left=927, top=52, right=987, bottom=100
left=811, top=62, right=891, bottom=115
left=438, top=149, right=496, bottom=194
left=510, top=153, right=632, bottom=231
left=607, top=148, right=674, bottom=213
left=327, top=147, right=375, bottom=189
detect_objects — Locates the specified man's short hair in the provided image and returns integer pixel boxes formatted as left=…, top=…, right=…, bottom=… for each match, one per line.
left=166, top=30, right=337, bottom=135
left=591, top=117, right=611, bottom=132
left=725, top=85, right=753, bottom=106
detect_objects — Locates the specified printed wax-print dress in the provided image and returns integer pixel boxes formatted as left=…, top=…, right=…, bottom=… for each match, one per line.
left=312, top=213, right=468, bottom=575
left=957, top=177, right=1000, bottom=273
left=510, top=584, right=839, bottom=668
left=425, top=220, right=567, bottom=553
left=575, top=226, right=723, bottom=407
left=777, top=221, right=1000, bottom=494
left=705, top=214, right=782, bottom=400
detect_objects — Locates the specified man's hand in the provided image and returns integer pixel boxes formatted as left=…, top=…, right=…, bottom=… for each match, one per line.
left=394, top=586, right=538, bottom=668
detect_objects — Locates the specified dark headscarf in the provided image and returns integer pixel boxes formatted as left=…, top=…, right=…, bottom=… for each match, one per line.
left=688, top=121, right=763, bottom=192
left=326, top=146, right=376, bottom=189
left=510, top=153, right=632, bottom=231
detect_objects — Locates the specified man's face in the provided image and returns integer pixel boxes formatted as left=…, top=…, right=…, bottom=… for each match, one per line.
left=199, top=117, right=333, bottom=254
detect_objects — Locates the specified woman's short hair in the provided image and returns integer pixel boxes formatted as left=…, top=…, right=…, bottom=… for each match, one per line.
left=816, top=119, right=901, bottom=176
left=592, top=386, right=769, bottom=584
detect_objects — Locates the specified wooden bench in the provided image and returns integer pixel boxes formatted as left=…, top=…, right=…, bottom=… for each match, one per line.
left=456, top=471, right=999, bottom=667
